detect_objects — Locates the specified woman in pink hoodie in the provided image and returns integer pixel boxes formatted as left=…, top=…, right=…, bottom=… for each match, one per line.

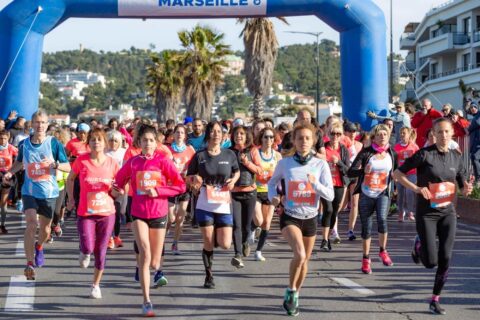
left=115, top=124, right=186, bottom=317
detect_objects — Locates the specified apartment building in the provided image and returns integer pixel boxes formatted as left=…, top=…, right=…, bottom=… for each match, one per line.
left=400, top=0, right=480, bottom=108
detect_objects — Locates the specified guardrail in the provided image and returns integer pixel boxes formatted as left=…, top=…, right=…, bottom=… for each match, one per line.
left=428, top=63, right=480, bottom=81
left=474, top=30, right=480, bottom=43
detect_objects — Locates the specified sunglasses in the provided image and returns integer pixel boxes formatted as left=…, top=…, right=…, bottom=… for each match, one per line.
left=263, top=135, right=275, bottom=139
left=330, top=132, right=342, bottom=136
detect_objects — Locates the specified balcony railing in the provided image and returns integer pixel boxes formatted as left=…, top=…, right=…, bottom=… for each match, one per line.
left=400, top=33, right=416, bottom=42
left=428, top=63, right=480, bottom=81
left=452, top=33, right=470, bottom=45
left=432, top=24, right=457, bottom=39
left=474, top=30, right=480, bottom=43
left=405, top=61, right=416, bottom=71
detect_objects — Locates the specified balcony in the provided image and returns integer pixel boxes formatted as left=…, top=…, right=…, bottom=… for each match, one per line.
left=427, top=63, right=480, bottom=81
left=474, top=30, right=480, bottom=43
left=400, top=33, right=416, bottom=50
left=419, top=32, right=470, bottom=58
left=400, top=61, right=416, bottom=77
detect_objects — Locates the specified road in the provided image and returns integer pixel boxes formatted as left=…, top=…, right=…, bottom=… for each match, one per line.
left=1, top=209, right=479, bottom=320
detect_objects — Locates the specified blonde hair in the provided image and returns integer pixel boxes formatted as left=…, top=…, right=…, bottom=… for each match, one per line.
left=327, top=122, right=343, bottom=136
left=370, top=124, right=391, bottom=138
left=399, top=127, right=416, bottom=144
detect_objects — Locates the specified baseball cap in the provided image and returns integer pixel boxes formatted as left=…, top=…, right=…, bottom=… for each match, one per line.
left=77, top=123, right=90, bottom=132
left=232, top=118, right=244, bottom=128
left=69, top=122, right=77, bottom=130
left=184, top=117, right=193, bottom=125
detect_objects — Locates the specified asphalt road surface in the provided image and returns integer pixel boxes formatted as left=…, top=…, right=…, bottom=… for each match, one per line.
left=1, top=209, right=479, bottom=320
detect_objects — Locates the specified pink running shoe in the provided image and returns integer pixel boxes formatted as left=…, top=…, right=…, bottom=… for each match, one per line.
left=379, top=250, right=394, bottom=266
left=361, top=258, right=372, bottom=274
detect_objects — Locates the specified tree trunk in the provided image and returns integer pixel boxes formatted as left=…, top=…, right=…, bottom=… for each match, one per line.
left=252, top=93, right=264, bottom=120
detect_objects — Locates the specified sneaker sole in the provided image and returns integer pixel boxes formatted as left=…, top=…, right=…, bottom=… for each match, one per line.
left=154, top=280, right=168, bottom=288
left=282, top=303, right=300, bottom=317
left=231, top=258, right=244, bottom=268
left=362, top=269, right=372, bottom=275
left=24, top=269, right=35, bottom=280
left=143, top=311, right=155, bottom=317
left=411, top=251, right=420, bottom=264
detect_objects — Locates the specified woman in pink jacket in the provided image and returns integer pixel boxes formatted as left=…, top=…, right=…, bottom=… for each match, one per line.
left=115, top=124, right=186, bottom=317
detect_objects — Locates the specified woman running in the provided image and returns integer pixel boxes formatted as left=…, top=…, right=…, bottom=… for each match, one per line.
left=268, top=123, right=334, bottom=316
left=347, top=124, right=397, bottom=274
left=186, top=121, right=240, bottom=289
left=393, top=118, right=473, bottom=315
left=320, top=123, right=350, bottom=252
left=229, top=125, right=262, bottom=268
left=253, top=127, right=282, bottom=261
left=66, top=128, right=120, bottom=299
left=167, top=124, right=195, bottom=255
left=115, top=124, right=186, bottom=317
left=0, top=130, right=18, bottom=234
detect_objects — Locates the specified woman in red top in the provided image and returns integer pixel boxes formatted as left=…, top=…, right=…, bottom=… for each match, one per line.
left=66, top=128, right=121, bottom=299
left=0, top=130, right=18, bottom=233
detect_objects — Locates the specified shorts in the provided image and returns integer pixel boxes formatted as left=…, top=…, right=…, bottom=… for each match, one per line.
left=132, top=215, right=168, bottom=229
left=256, top=192, right=271, bottom=205
left=22, top=195, right=56, bottom=219
left=280, top=213, right=317, bottom=237
left=168, top=191, right=191, bottom=205
left=0, top=171, right=14, bottom=189
left=195, top=209, right=233, bottom=228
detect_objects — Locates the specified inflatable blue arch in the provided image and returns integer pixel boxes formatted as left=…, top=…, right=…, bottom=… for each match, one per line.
left=0, top=0, right=388, bottom=128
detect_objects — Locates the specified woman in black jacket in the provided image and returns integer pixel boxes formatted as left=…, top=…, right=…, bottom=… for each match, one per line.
left=347, top=124, right=397, bottom=274
left=320, top=123, right=350, bottom=252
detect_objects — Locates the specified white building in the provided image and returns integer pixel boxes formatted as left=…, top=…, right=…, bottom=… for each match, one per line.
left=54, top=70, right=106, bottom=87
left=222, top=55, right=244, bottom=76
left=104, top=104, right=135, bottom=123
left=399, top=0, right=480, bottom=107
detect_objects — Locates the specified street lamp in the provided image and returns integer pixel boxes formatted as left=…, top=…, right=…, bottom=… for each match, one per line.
left=285, top=31, right=323, bottom=123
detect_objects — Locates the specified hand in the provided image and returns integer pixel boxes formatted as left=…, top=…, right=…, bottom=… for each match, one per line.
left=462, top=177, right=474, bottom=197
left=364, top=164, right=372, bottom=174
left=145, top=188, right=158, bottom=198
left=331, top=155, right=339, bottom=164
left=225, top=178, right=235, bottom=191
left=189, top=175, right=203, bottom=192
left=307, top=173, right=317, bottom=185
left=111, top=184, right=124, bottom=197
left=315, top=152, right=326, bottom=160
left=367, top=111, right=377, bottom=119
left=240, top=153, right=248, bottom=165
left=7, top=110, right=17, bottom=120
left=66, top=197, right=75, bottom=211
left=41, top=157, right=54, bottom=168
left=271, top=196, right=281, bottom=207
left=415, top=186, right=432, bottom=200
left=2, top=172, right=13, bottom=184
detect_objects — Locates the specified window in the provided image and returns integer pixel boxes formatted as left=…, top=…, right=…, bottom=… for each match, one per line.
left=477, top=52, right=480, bottom=68
left=431, top=63, right=438, bottom=77
left=464, top=17, right=471, bottom=34
left=462, top=53, right=471, bottom=71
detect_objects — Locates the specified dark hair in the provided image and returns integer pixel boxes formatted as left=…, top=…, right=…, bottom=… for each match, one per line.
left=203, top=121, right=222, bottom=144
left=263, top=117, right=274, bottom=127
left=137, top=124, right=157, bottom=140
left=231, top=125, right=253, bottom=149
left=173, top=124, right=188, bottom=143
left=433, top=117, right=453, bottom=130
left=166, top=119, right=175, bottom=127
left=108, top=118, right=118, bottom=128
left=276, top=122, right=289, bottom=132
left=255, top=127, right=276, bottom=146
left=0, top=129, right=9, bottom=137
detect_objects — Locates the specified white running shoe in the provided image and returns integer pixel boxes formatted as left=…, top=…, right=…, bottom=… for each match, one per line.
left=79, top=252, right=91, bottom=269
left=254, top=251, right=266, bottom=262
left=90, top=285, right=102, bottom=299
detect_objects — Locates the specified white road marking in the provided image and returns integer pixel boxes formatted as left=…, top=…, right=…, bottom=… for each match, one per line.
left=15, top=240, right=24, bottom=257
left=331, top=277, right=375, bottom=295
left=4, top=275, right=35, bottom=311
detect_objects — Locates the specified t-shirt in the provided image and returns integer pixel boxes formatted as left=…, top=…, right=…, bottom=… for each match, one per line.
left=393, top=142, right=419, bottom=175
left=168, top=145, right=196, bottom=177
left=106, top=148, right=127, bottom=167
left=187, top=149, right=239, bottom=214
left=72, top=154, right=119, bottom=217
left=398, top=145, right=467, bottom=214
left=361, top=153, right=392, bottom=198
left=325, top=145, right=343, bottom=187
left=17, top=137, right=68, bottom=164
left=0, top=144, right=18, bottom=172
left=66, top=137, right=90, bottom=160
left=187, top=133, right=206, bottom=152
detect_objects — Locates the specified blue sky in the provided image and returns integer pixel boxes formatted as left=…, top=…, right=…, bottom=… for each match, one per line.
left=0, top=0, right=447, bottom=53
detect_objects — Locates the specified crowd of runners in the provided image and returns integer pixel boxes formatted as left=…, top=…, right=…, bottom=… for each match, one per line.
left=0, top=106, right=474, bottom=317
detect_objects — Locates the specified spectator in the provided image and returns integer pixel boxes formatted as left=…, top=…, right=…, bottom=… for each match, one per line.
left=0, top=119, right=5, bottom=131
left=451, top=110, right=469, bottom=139
left=411, top=98, right=442, bottom=147
left=166, top=119, right=175, bottom=130
left=382, top=118, right=397, bottom=146
left=13, top=120, right=31, bottom=147
left=441, top=104, right=453, bottom=118
left=468, top=103, right=480, bottom=186
left=187, top=118, right=205, bottom=152
left=367, top=102, right=410, bottom=143
left=405, top=103, right=416, bottom=119
left=9, top=116, right=26, bottom=144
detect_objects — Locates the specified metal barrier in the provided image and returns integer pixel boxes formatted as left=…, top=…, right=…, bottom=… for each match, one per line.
left=454, top=135, right=473, bottom=177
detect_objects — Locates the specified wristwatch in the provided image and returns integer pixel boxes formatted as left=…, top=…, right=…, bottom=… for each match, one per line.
left=54, top=161, right=59, bottom=169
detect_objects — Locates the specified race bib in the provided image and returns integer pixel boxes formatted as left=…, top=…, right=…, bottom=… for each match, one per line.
left=0, top=156, right=10, bottom=171
left=173, top=157, right=187, bottom=176
left=206, top=185, right=231, bottom=204
left=287, top=181, right=316, bottom=206
left=27, top=162, right=50, bottom=182
left=87, top=192, right=112, bottom=215
left=257, top=165, right=274, bottom=185
left=429, top=182, right=456, bottom=208
left=136, top=171, right=162, bottom=195
left=363, top=172, right=388, bottom=192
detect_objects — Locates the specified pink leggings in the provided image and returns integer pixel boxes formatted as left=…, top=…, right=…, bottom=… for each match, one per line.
left=77, top=214, right=115, bottom=270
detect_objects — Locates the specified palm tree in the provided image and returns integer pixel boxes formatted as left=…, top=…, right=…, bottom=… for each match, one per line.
left=179, top=25, right=231, bottom=119
left=146, top=51, right=183, bottom=123
left=238, top=18, right=288, bottom=119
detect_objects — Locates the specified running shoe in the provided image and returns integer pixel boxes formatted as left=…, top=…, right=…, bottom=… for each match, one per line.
left=142, top=301, right=155, bottom=317
left=134, top=266, right=139, bottom=282
left=203, top=275, right=215, bottom=289
left=90, top=285, right=102, bottom=299
left=24, top=265, right=36, bottom=280
left=320, top=239, right=331, bottom=252
left=153, top=270, right=168, bottom=287
left=283, top=288, right=299, bottom=316
left=429, top=301, right=446, bottom=315
left=107, top=237, right=115, bottom=249
left=0, top=225, right=8, bottom=234
left=331, top=231, right=341, bottom=244
left=347, top=230, right=356, bottom=241
left=231, top=255, right=245, bottom=268
left=35, top=242, right=45, bottom=267
left=411, top=235, right=421, bottom=265
left=15, top=200, right=23, bottom=212
left=379, top=250, right=394, bottom=266
left=361, top=258, right=372, bottom=274
left=242, top=242, right=251, bottom=257
left=171, top=243, right=181, bottom=255
left=46, top=235, right=54, bottom=244
left=254, top=251, right=266, bottom=262
left=113, top=236, right=123, bottom=248
left=79, top=252, right=91, bottom=269
left=397, top=213, right=404, bottom=222
left=53, top=225, right=63, bottom=237
left=407, top=212, right=415, bottom=221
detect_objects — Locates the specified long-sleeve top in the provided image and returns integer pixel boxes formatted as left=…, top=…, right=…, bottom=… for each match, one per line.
left=468, top=113, right=480, bottom=153
left=115, top=151, right=186, bottom=219
left=267, top=157, right=334, bottom=220
left=411, top=108, right=442, bottom=147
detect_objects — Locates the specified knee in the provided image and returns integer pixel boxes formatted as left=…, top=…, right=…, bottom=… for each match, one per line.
left=294, top=251, right=307, bottom=265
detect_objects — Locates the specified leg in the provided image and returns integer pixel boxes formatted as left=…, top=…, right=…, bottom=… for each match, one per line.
left=256, top=204, right=274, bottom=252
left=416, top=214, right=439, bottom=269
left=295, top=235, right=316, bottom=292
left=348, top=184, right=359, bottom=231
left=358, top=193, right=375, bottom=256
left=282, top=225, right=307, bottom=291
left=173, top=201, right=188, bottom=242
left=93, top=215, right=115, bottom=286
left=149, top=226, right=167, bottom=271
left=253, top=201, right=263, bottom=228
left=113, top=201, right=121, bottom=237
left=396, top=182, right=406, bottom=220
left=433, top=213, right=457, bottom=296
left=320, top=197, right=333, bottom=240
left=24, top=210, right=39, bottom=263
left=37, top=215, right=53, bottom=246
left=0, top=188, right=9, bottom=228
left=376, top=195, right=391, bottom=249
left=231, top=194, right=242, bottom=256
left=77, top=216, right=95, bottom=255
left=133, top=220, right=153, bottom=303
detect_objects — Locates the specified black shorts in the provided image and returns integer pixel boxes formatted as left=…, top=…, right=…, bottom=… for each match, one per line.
left=22, top=195, right=56, bottom=219
left=132, top=215, right=167, bottom=229
left=280, top=213, right=317, bottom=237
left=256, top=192, right=271, bottom=205
left=168, top=191, right=191, bottom=204
left=0, top=171, right=14, bottom=189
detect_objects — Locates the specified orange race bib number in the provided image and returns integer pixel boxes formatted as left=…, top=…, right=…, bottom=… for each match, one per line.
left=87, top=192, right=111, bottom=215
left=429, top=182, right=456, bottom=208
left=136, top=171, right=162, bottom=195
left=363, top=172, right=388, bottom=192
left=206, top=185, right=231, bottom=204
left=27, top=162, right=50, bottom=182
left=398, top=150, right=413, bottom=166
left=257, top=168, right=274, bottom=185
left=0, top=156, right=11, bottom=171
left=287, top=181, right=316, bottom=206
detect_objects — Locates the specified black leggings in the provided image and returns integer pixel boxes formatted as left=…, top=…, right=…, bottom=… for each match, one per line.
left=114, top=200, right=122, bottom=237
left=320, top=187, right=345, bottom=229
left=416, top=211, right=456, bottom=296
left=232, top=191, right=256, bottom=256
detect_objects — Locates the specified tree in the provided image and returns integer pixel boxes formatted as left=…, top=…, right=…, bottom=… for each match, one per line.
left=238, top=18, right=288, bottom=120
left=179, top=25, right=231, bottom=119
left=146, top=51, right=183, bottom=123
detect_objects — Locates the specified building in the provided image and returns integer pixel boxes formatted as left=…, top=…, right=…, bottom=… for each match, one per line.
left=293, top=95, right=315, bottom=105
left=399, top=0, right=480, bottom=107
left=222, top=55, right=244, bottom=76
left=388, top=58, right=409, bottom=85
left=104, top=104, right=135, bottom=123
left=48, top=114, right=70, bottom=125
left=52, top=70, right=107, bottom=101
